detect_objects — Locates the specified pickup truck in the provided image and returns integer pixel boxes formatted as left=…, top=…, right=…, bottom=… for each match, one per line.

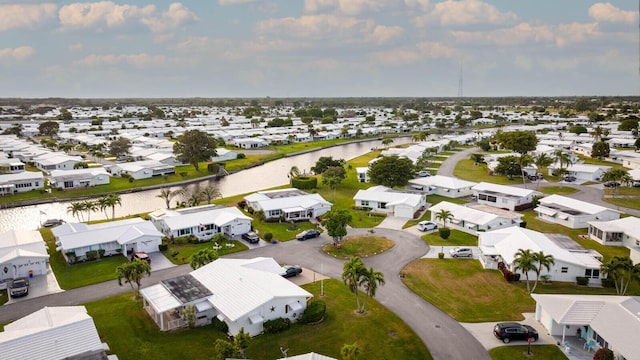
left=9, top=278, right=29, bottom=298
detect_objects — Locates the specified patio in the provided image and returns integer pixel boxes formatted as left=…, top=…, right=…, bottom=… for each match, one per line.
left=555, top=336, right=599, bottom=360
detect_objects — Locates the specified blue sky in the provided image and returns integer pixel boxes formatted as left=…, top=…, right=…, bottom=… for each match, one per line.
left=0, top=0, right=637, bottom=98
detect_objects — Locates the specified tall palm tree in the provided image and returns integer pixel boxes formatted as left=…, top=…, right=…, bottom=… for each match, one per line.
left=288, top=166, right=301, bottom=185
left=187, top=192, right=203, bottom=207
left=156, top=188, right=185, bottom=209
left=591, top=125, right=604, bottom=142
left=200, top=186, right=221, bottom=204
left=531, top=251, right=555, bottom=293
left=190, top=248, right=218, bottom=270
left=553, top=149, right=573, bottom=172
left=518, top=153, right=533, bottom=188
left=533, top=153, right=553, bottom=190
left=435, top=209, right=454, bottom=229
left=67, top=202, right=85, bottom=222
left=412, top=131, right=427, bottom=142
left=116, top=259, right=151, bottom=299
left=513, top=249, right=537, bottom=294
left=600, top=256, right=637, bottom=295
left=83, top=200, right=98, bottom=222
left=97, top=196, right=110, bottom=218
left=358, top=266, right=385, bottom=313
left=602, top=168, right=631, bottom=198
left=342, top=256, right=366, bottom=312
left=102, top=193, right=122, bottom=220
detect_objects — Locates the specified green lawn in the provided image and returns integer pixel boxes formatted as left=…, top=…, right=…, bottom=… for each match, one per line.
left=538, top=186, right=578, bottom=195
left=323, top=235, right=394, bottom=259
left=0, top=289, right=7, bottom=306
left=161, top=240, right=248, bottom=265
left=602, top=187, right=640, bottom=210
left=454, top=159, right=530, bottom=185
left=489, top=345, right=568, bottom=360
left=422, top=229, right=478, bottom=247
left=86, top=280, right=432, bottom=360
left=402, top=259, right=535, bottom=322
left=602, top=196, right=640, bottom=210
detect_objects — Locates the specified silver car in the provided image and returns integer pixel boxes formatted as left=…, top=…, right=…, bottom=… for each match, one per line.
left=449, top=247, right=473, bottom=258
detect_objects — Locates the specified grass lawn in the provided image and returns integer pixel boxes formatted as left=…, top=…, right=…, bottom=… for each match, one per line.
left=489, top=345, right=567, bottom=360
left=86, top=280, right=432, bottom=360
left=602, top=196, right=640, bottom=210
left=602, top=187, right=640, bottom=210
left=538, top=186, right=578, bottom=195
left=323, top=235, right=394, bottom=259
left=422, top=229, right=478, bottom=247
left=161, top=240, right=248, bottom=265
left=0, top=289, right=7, bottom=306
left=402, top=259, right=535, bottom=322
left=513, top=280, right=635, bottom=295
left=454, top=159, right=531, bottom=186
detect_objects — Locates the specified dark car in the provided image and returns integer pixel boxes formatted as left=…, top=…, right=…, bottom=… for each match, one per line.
left=604, top=181, right=620, bottom=188
left=9, top=278, right=29, bottom=298
left=132, top=252, right=151, bottom=264
left=296, top=229, right=321, bottom=241
left=42, top=219, right=64, bottom=227
left=493, top=322, right=539, bottom=344
left=281, top=265, right=303, bottom=278
left=564, top=175, right=577, bottom=182
left=242, top=231, right=260, bottom=244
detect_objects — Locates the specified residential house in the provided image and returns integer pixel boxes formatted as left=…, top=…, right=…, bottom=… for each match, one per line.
left=408, top=175, right=477, bottom=198
left=0, top=158, right=25, bottom=173
left=533, top=294, right=640, bottom=360
left=140, top=257, right=313, bottom=335
left=0, top=229, right=49, bottom=281
left=245, top=188, right=332, bottom=221
left=622, top=157, right=640, bottom=170
left=149, top=205, right=252, bottom=241
left=230, top=137, right=269, bottom=149
left=52, top=218, right=163, bottom=262
left=535, top=194, right=620, bottom=229
left=550, top=164, right=611, bottom=182
left=0, top=306, right=113, bottom=360
left=471, top=182, right=540, bottom=211
left=353, top=185, right=426, bottom=218
left=355, top=167, right=370, bottom=183
left=0, top=171, right=44, bottom=196
left=211, top=148, right=239, bottom=162
left=429, top=201, right=523, bottom=235
left=478, top=227, right=603, bottom=282
left=588, top=217, right=640, bottom=258
left=280, top=353, right=337, bottom=360
left=107, top=160, right=175, bottom=179
left=33, top=153, right=83, bottom=174
left=49, top=168, right=110, bottom=190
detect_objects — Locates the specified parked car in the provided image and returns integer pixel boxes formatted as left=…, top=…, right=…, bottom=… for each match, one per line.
left=633, top=182, right=640, bottom=188
left=417, top=171, right=431, bottom=177
left=281, top=265, right=303, bottom=278
left=604, top=181, right=620, bottom=188
left=417, top=221, right=438, bottom=232
left=9, top=278, right=29, bottom=298
left=296, top=229, right=321, bottom=241
left=449, top=247, right=473, bottom=258
left=564, top=175, right=577, bottom=182
left=493, top=322, right=539, bottom=344
left=241, top=231, right=260, bottom=244
left=42, top=219, right=64, bottom=227
left=132, top=252, right=151, bottom=264
left=527, top=173, right=543, bottom=181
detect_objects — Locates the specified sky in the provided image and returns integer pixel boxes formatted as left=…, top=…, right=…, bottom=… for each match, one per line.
left=0, top=0, right=638, bottom=98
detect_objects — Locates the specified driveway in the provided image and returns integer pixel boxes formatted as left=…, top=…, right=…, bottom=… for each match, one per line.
left=460, top=313, right=556, bottom=350
left=5, top=265, right=64, bottom=304
left=375, top=216, right=409, bottom=230
left=148, top=252, right=176, bottom=271
left=422, top=246, right=479, bottom=259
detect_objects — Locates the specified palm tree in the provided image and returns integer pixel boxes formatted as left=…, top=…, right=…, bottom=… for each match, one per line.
left=358, top=266, right=385, bottom=313
left=341, top=343, right=361, bottom=360
left=190, top=248, right=218, bottom=270
left=200, top=186, right=221, bottom=204
left=98, top=193, right=122, bottom=220
left=67, top=202, right=85, bottom=222
left=381, top=137, right=393, bottom=146
left=412, top=131, right=427, bottom=142
left=531, top=251, right=555, bottom=293
left=435, top=209, right=453, bottom=229
left=97, top=196, right=110, bottom=218
left=602, top=168, right=631, bottom=198
left=600, top=256, right=637, bottom=295
left=553, top=149, right=573, bottom=172
left=591, top=125, right=604, bottom=142
left=116, top=259, right=151, bottom=299
left=533, top=153, right=553, bottom=190
left=83, top=200, right=98, bottom=222
left=187, top=192, right=203, bottom=207
left=156, top=188, right=185, bottom=209
left=518, top=153, right=533, bottom=188
left=342, top=257, right=366, bottom=312
left=288, top=166, right=301, bottom=185
left=513, top=249, right=537, bottom=294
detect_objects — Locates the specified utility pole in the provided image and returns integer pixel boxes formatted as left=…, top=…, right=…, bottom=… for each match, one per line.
left=457, top=58, right=464, bottom=100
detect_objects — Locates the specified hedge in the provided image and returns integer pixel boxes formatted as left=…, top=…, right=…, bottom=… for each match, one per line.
left=212, top=317, right=229, bottom=333
left=292, top=176, right=317, bottom=189
left=299, top=300, right=326, bottom=324
left=263, top=317, right=291, bottom=334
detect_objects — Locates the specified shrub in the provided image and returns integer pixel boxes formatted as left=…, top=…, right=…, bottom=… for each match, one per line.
left=128, top=176, right=134, bottom=183
left=368, top=212, right=387, bottom=218
left=158, top=244, right=168, bottom=251
left=439, top=228, right=450, bottom=239
left=236, top=153, right=246, bottom=159
left=179, top=172, right=188, bottom=178
left=438, top=252, right=444, bottom=259
left=211, top=317, right=229, bottom=333
left=292, top=176, right=317, bottom=190
left=86, top=250, right=98, bottom=261
left=263, top=317, right=291, bottom=334
left=501, top=267, right=514, bottom=282
left=601, top=277, right=615, bottom=288
left=188, top=235, right=200, bottom=244
left=576, top=277, right=589, bottom=286
left=97, top=249, right=106, bottom=258
left=512, top=273, right=521, bottom=281
left=299, top=300, right=326, bottom=324
left=264, top=233, right=273, bottom=241
left=65, top=252, right=77, bottom=264
left=593, top=348, right=614, bottom=360
left=115, top=248, right=122, bottom=254
left=207, top=163, right=220, bottom=173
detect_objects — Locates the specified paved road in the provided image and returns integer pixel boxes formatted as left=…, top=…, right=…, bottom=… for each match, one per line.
left=437, top=147, right=477, bottom=177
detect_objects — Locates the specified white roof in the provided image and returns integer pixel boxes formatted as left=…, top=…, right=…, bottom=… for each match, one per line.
left=353, top=186, right=423, bottom=207
left=629, top=169, right=640, bottom=181
left=588, top=216, right=640, bottom=234
left=139, top=283, right=182, bottom=313
left=472, top=182, right=539, bottom=197
left=409, top=175, right=477, bottom=190
left=429, top=201, right=503, bottom=226
left=566, top=164, right=611, bottom=173
left=50, top=167, right=108, bottom=179
left=54, top=218, right=163, bottom=250
left=0, top=230, right=48, bottom=261
left=191, top=257, right=312, bottom=322
left=0, top=171, right=44, bottom=182
left=157, top=206, right=252, bottom=230
left=0, top=306, right=105, bottom=360
left=279, top=353, right=337, bottom=360
left=252, top=193, right=331, bottom=212
left=532, top=294, right=640, bottom=360
left=538, top=194, right=616, bottom=215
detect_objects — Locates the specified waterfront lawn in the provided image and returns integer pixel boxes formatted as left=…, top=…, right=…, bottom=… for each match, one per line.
left=402, top=259, right=535, bottom=322
left=40, top=228, right=129, bottom=289
left=454, top=159, right=530, bottom=185
left=86, top=280, right=432, bottom=360
left=489, top=345, right=567, bottom=360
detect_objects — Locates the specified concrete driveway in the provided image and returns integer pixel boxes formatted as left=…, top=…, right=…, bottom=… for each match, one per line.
left=148, top=252, right=176, bottom=271
left=6, top=265, right=63, bottom=304
left=375, top=216, right=409, bottom=230
left=461, top=313, right=556, bottom=350
left=422, top=246, right=479, bottom=259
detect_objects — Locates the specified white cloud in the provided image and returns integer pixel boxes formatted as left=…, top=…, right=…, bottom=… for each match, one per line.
left=415, top=41, right=458, bottom=58
left=140, top=3, right=199, bottom=33
left=451, top=22, right=599, bottom=47
left=588, top=3, right=636, bottom=24
left=0, top=3, right=57, bottom=32
left=0, top=46, right=36, bottom=60
left=74, top=53, right=167, bottom=67
left=257, top=14, right=374, bottom=40
left=304, top=0, right=403, bottom=15
left=218, top=0, right=256, bottom=5
left=404, top=0, right=430, bottom=11
left=368, top=25, right=403, bottom=44
left=413, top=0, right=517, bottom=27
left=68, top=43, right=83, bottom=51
left=369, top=41, right=457, bottom=65
left=58, top=1, right=155, bottom=29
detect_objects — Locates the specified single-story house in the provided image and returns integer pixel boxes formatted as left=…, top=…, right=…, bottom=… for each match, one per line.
left=52, top=218, right=163, bottom=262
left=428, top=201, right=523, bottom=235
left=140, top=257, right=313, bottom=335
left=622, top=157, right=640, bottom=170
left=245, top=188, right=332, bottom=221
left=230, top=137, right=269, bottom=149
left=280, top=353, right=337, bottom=360
left=353, top=185, right=426, bottom=218
left=0, top=306, right=113, bottom=360
left=550, top=164, right=611, bottom=182
left=149, top=205, right=252, bottom=241
left=49, top=168, right=110, bottom=190
left=211, top=148, right=239, bottom=162
left=355, top=167, right=370, bottom=183
left=535, top=194, right=620, bottom=229
left=0, top=229, right=49, bottom=281
left=587, top=216, right=640, bottom=251
left=408, top=175, right=477, bottom=198
left=471, top=182, right=540, bottom=211
left=478, top=227, right=603, bottom=282
left=33, top=153, right=83, bottom=173
left=107, top=160, right=175, bottom=179
left=0, top=159, right=25, bottom=173
left=533, top=294, right=640, bottom=360
left=0, top=171, right=44, bottom=196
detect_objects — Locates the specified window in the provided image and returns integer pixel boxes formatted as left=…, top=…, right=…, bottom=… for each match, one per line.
left=361, top=200, right=369, bottom=206
left=379, top=202, right=387, bottom=209
left=561, top=267, right=568, bottom=273
left=585, top=269, right=600, bottom=278
left=487, top=196, right=497, bottom=203
left=478, top=194, right=487, bottom=201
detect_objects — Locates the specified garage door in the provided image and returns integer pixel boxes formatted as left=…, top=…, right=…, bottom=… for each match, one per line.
left=394, top=205, right=415, bottom=219
left=137, top=238, right=160, bottom=253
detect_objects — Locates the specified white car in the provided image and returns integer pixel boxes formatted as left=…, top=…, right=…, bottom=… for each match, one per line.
left=449, top=247, right=473, bottom=258
left=417, top=221, right=438, bottom=232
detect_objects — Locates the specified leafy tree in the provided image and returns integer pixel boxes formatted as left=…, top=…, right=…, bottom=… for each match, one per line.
left=493, top=130, right=538, bottom=154
left=311, top=156, right=345, bottom=174
left=57, top=108, right=73, bottom=121
left=635, top=138, right=640, bottom=151
left=108, top=137, right=132, bottom=158
left=435, top=209, right=453, bottom=229
left=173, top=130, right=218, bottom=171
left=381, top=137, right=393, bottom=146
left=116, top=259, right=151, bottom=298
left=593, top=348, right=614, bottom=360
left=213, top=339, right=235, bottom=360
left=342, top=257, right=366, bottom=312
left=569, top=125, right=588, bottom=134
left=470, top=153, right=485, bottom=165
left=494, top=155, right=521, bottom=179
left=518, top=153, right=534, bottom=187
left=322, top=166, right=347, bottom=200
left=412, top=131, right=428, bottom=142
left=368, top=155, right=415, bottom=188
left=359, top=266, right=385, bottom=313
left=341, top=342, right=361, bottom=360
left=156, top=188, right=185, bottom=209
left=533, top=153, right=553, bottom=189
left=38, top=121, right=60, bottom=136
left=618, top=119, right=639, bottom=131
left=600, top=256, right=639, bottom=295
left=190, top=248, right=218, bottom=270
left=531, top=251, right=555, bottom=293
left=200, top=186, right=222, bottom=204
left=476, top=139, right=491, bottom=151
left=324, top=209, right=352, bottom=245
left=513, top=249, right=537, bottom=294
left=591, top=141, right=610, bottom=159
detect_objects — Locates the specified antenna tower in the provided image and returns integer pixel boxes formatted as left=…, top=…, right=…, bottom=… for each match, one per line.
left=457, top=58, right=464, bottom=99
